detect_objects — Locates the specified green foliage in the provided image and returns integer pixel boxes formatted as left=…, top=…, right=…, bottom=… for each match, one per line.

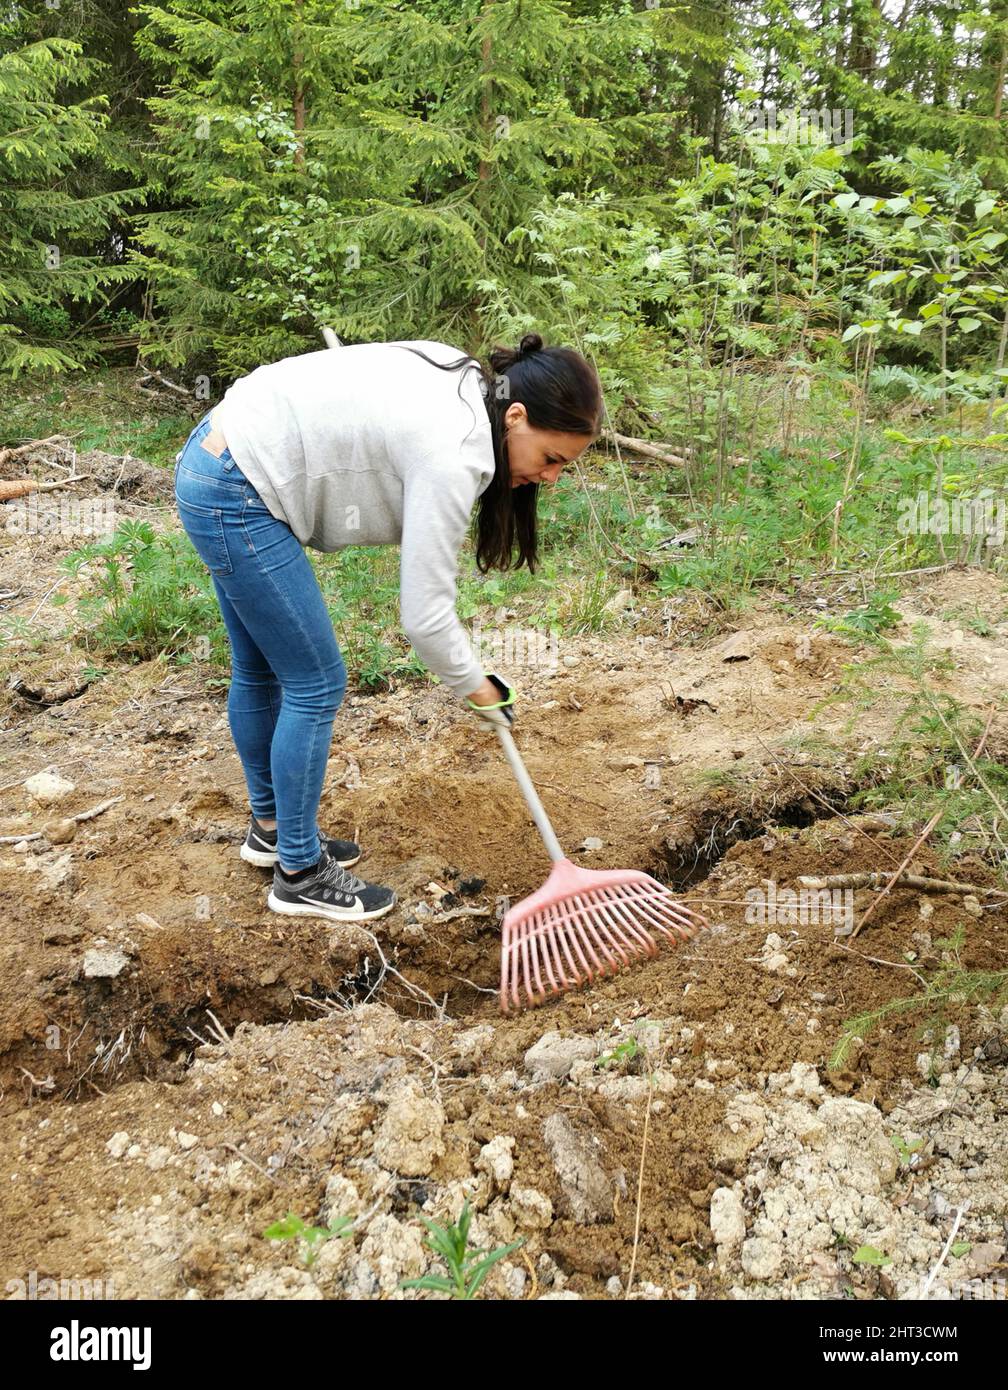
left=852, top=1244, right=892, bottom=1267
left=595, top=1037, right=640, bottom=1070
left=60, top=519, right=226, bottom=664
left=399, top=1199, right=524, bottom=1300
left=0, top=24, right=140, bottom=374
left=815, top=591, right=902, bottom=639
left=830, top=926, right=1008, bottom=1075
left=262, top=1211, right=353, bottom=1268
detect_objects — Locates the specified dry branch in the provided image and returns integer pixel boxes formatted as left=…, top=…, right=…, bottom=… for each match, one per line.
left=0, top=435, right=72, bottom=467
left=798, top=872, right=1007, bottom=897
left=0, top=794, right=124, bottom=845
left=602, top=429, right=749, bottom=468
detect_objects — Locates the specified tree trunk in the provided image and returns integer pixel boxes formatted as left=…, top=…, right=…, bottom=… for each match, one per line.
left=293, top=0, right=305, bottom=169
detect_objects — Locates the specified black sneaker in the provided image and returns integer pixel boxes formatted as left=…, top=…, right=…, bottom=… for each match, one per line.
left=267, top=846, right=396, bottom=922
left=240, top=816, right=360, bottom=870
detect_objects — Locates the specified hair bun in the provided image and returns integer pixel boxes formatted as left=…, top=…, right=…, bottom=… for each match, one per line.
left=517, top=332, right=543, bottom=359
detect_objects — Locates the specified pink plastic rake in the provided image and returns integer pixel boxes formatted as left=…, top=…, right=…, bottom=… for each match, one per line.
left=493, top=724, right=711, bottom=1014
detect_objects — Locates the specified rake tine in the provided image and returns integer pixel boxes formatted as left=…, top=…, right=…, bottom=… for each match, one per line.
left=522, top=906, right=577, bottom=1009
left=510, top=909, right=564, bottom=1011
left=544, top=902, right=591, bottom=992
left=524, top=911, right=552, bottom=1004
left=648, top=893, right=711, bottom=933
left=567, top=893, right=628, bottom=977
left=627, top=888, right=706, bottom=942
left=518, top=913, right=540, bottom=1009
left=639, top=881, right=711, bottom=929
left=600, top=886, right=680, bottom=944
left=530, top=911, right=562, bottom=1003
left=593, top=889, right=661, bottom=956
left=501, top=919, right=517, bottom=1011
left=587, top=895, right=656, bottom=964
left=567, top=894, right=625, bottom=971
left=542, top=900, right=607, bottom=983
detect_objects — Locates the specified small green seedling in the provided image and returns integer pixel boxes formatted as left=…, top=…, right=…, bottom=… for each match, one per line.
left=853, top=1244, right=892, bottom=1267
left=263, top=1211, right=354, bottom=1268
left=595, top=1037, right=640, bottom=1070
left=891, top=1135, right=926, bottom=1165
left=399, top=1199, right=524, bottom=1300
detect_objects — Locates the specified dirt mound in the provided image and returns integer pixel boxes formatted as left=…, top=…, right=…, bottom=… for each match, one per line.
left=1, top=572, right=1007, bottom=1297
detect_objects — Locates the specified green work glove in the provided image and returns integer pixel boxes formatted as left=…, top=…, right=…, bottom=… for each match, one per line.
left=465, top=672, right=516, bottom=730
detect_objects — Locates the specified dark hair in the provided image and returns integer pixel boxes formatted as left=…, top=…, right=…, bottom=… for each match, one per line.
left=398, top=332, right=602, bottom=572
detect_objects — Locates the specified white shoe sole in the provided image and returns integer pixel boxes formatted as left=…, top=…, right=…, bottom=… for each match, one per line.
left=241, top=843, right=361, bottom=870
left=266, top=890, right=396, bottom=923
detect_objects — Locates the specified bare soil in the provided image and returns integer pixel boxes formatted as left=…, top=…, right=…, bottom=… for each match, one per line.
left=1, top=465, right=1007, bottom=1299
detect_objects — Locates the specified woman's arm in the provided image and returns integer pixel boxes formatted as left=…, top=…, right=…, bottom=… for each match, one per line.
left=399, top=455, right=492, bottom=699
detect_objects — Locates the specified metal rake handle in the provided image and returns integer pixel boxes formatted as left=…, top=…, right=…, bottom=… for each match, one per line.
left=494, top=724, right=566, bottom=864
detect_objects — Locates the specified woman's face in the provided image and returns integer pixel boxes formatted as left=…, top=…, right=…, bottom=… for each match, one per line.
left=503, top=402, right=594, bottom=488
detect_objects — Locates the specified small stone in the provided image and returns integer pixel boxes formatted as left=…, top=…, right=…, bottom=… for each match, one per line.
left=718, top=631, right=753, bottom=662
left=452, top=1024, right=495, bottom=1066
left=543, top=1112, right=613, bottom=1223
left=322, top=1174, right=360, bottom=1226
left=177, top=1132, right=199, bottom=1150
left=82, top=946, right=130, bottom=979
left=43, top=818, right=77, bottom=844
left=509, top=1185, right=553, bottom=1230
left=24, top=771, right=75, bottom=805
left=604, top=588, right=634, bottom=614
left=710, top=1187, right=746, bottom=1262
left=962, top=895, right=983, bottom=919
left=146, top=1145, right=171, bottom=1171
left=373, top=1080, right=445, bottom=1177
left=106, top=1131, right=130, bottom=1159
left=524, top=1031, right=596, bottom=1080
left=782, top=1061, right=823, bottom=1100
left=359, top=1214, right=428, bottom=1295
left=475, top=1136, right=515, bottom=1192
left=740, top=1236, right=783, bottom=1281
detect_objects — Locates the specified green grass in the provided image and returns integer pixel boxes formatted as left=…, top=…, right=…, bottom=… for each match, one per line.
left=2, top=365, right=196, bottom=468
left=6, top=367, right=1008, bottom=702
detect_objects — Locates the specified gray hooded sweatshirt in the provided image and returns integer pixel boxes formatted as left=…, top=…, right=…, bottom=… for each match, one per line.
left=212, top=339, right=496, bottom=699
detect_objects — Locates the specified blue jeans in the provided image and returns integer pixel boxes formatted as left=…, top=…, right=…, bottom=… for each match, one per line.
left=174, top=413, right=347, bottom=870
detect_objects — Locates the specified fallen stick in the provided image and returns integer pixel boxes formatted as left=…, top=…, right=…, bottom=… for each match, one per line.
left=851, top=710, right=996, bottom=939
left=798, top=871, right=1007, bottom=897
left=602, top=429, right=748, bottom=468
left=0, top=435, right=72, bottom=467
left=0, top=475, right=91, bottom=501
left=0, top=794, right=124, bottom=844
left=603, top=431, right=689, bottom=467
left=137, top=369, right=193, bottom=399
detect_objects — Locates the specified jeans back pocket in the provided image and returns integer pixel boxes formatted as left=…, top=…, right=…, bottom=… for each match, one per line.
left=176, top=498, right=234, bottom=577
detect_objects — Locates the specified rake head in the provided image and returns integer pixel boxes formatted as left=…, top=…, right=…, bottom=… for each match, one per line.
left=499, top=856, right=711, bottom=1014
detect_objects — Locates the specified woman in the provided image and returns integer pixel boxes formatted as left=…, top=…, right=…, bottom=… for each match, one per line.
left=173, top=332, right=602, bottom=924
